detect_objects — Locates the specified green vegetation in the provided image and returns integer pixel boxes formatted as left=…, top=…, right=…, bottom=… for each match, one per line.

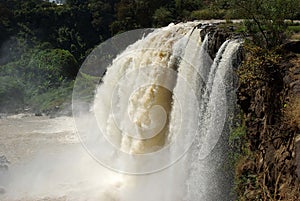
left=227, top=1, right=300, bottom=199
left=0, top=0, right=229, bottom=113
left=0, top=0, right=300, bottom=199
left=0, top=76, right=24, bottom=112
left=234, top=27, right=300, bottom=201
left=288, top=25, right=300, bottom=33
left=229, top=121, right=247, bottom=161
left=73, top=72, right=99, bottom=104
left=0, top=45, right=78, bottom=113
left=27, top=81, right=74, bottom=113
left=228, top=1, right=300, bottom=196
left=0, top=0, right=299, bottom=114
left=228, top=0, right=300, bottom=48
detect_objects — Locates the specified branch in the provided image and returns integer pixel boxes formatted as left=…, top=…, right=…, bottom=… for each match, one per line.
left=234, top=1, right=269, bottom=47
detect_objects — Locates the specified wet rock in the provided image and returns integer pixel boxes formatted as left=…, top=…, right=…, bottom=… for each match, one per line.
left=200, top=26, right=231, bottom=59
left=295, top=139, right=300, bottom=178
left=35, top=112, right=43, bottom=116
left=199, top=25, right=242, bottom=60
left=0, top=155, right=9, bottom=171
left=0, top=187, right=5, bottom=194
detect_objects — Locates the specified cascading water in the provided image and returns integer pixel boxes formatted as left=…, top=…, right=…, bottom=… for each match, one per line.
left=0, top=21, right=245, bottom=201
left=72, top=21, right=243, bottom=201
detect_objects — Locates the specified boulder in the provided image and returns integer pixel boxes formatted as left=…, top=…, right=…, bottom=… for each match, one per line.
left=0, top=155, right=9, bottom=171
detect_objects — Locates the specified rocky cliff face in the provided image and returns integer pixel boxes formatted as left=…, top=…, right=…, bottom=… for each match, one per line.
left=235, top=44, right=300, bottom=200
left=203, top=24, right=300, bottom=200
left=199, top=24, right=238, bottom=59
left=283, top=56, right=300, bottom=178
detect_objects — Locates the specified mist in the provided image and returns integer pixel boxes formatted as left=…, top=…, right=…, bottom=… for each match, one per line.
left=0, top=21, right=242, bottom=201
left=0, top=114, right=189, bottom=201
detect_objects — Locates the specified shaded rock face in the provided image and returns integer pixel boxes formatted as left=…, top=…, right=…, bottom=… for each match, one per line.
left=284, top=57, right=300, bottom=179
left=235, top=44, right=300, bottom=199
left=285, top=57, right=300, bottom=97
left=0, top=155, right=9, bottom=195
left=199, top=25, right=237, bottom=59
left=296, top=140, right=300, bottom=178
left=0, top=155, right=9, bottom=171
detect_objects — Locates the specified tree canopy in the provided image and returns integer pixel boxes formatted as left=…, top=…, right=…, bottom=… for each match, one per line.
left=0, top=0, right=299, bottom=112
left=228, top=0, right=300, bottom=48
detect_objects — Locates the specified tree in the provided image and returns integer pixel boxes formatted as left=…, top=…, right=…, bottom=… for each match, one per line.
left=111, top=0, right=173, bottom=34
left=0, top=2, right=13, bottom=47
left=175, top=0, right=203, bottom=19
left=87, top=0, right=115, bottom=39
left=153, top=7, right=173, bottom=27
left=229, top=0, right=300, bottom=48
left=27, top=48, right=79, bottom=89
left=0, top=76, right=24, bottom=112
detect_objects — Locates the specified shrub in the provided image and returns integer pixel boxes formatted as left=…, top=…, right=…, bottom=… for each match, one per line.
left=153, top=7, right=173, bottom=27
left=190, top=9, right=226, bottom=20
left=229, top=0, right=300, bottom=48
left=0, top=76, right=24, bottom=112
left=0, top=47, right=78, bottom=112
left=26, top=48, right=78, bottom=93
left=27, top=81, right=74, bottom=113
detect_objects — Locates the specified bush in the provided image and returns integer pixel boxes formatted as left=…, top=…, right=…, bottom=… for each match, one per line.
left=26, top=48, right=78, bottom=93
left=0, top=47, right=78, bottom=112
left=229, top=0, right=300, bottom=48
left=0, top=76, right=24, bottom=112
left=27, top=81, right=74, bottom=113
left=153, top=7, right=173, bottom=27
left=190, top=9, right=226, bottom=20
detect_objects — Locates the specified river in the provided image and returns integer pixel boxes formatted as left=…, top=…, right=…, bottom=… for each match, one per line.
left=0, top=114, right=124, bottom=201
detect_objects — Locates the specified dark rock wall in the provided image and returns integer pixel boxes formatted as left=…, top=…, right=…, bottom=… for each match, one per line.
left=236, top=47, right=300, bottom=200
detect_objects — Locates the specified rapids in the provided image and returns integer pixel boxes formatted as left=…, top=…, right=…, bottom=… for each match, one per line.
left=0, top=21, right=243, bottom=201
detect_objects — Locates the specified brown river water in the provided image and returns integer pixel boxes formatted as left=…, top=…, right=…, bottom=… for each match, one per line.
left=0, top=114, right=122, bottom=201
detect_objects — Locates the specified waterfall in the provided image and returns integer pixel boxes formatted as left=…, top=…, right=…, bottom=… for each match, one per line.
left=73, top=22, right=243, bottom=201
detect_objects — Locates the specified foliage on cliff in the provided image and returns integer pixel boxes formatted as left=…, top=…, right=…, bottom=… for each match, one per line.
left=234, top=44, right=300, bottom=200
left=229, top=1, right=300, bottom=198
left=228, top=0, right=300, bottom=48
left=0, top=0, right=299, bottom=114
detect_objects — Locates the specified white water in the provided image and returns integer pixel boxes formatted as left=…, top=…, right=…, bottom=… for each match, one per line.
left=0, top=22, right=242, bottom=201
left=91, top=22, right=241, bottom=200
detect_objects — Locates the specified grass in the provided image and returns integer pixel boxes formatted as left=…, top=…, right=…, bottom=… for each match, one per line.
left=288, top=24, right=300, bottom=41
left=288, top=25, right=300, bottom=33
left=27, top=81, right=74, bottom=114
left=288, top=26, right=300, bottom=32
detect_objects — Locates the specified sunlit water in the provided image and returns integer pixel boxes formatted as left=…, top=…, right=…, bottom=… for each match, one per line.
left=0, top=21, right=242, bottom=201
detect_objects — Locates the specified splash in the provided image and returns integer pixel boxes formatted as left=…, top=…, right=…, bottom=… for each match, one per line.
left=1, top=21, right=243, bottom=201
left=76, top=22, right=242, bottom=200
